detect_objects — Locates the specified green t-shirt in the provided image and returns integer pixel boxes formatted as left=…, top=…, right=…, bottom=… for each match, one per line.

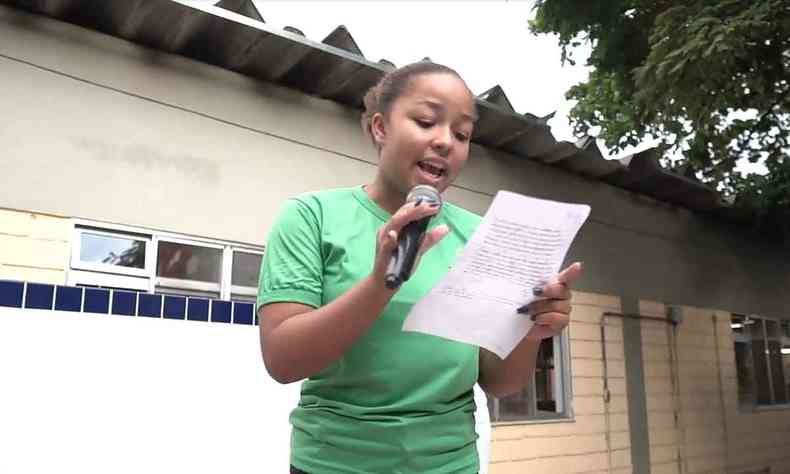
left=257, top=186, right=482, bottom=474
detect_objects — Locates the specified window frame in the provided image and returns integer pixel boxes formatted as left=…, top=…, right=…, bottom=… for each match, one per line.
left=487, top=329, right=573, bottom=425
left=228, top=248, right=264, bottom=300
left=70, top=227, right=154, bottom=278
left=67, top=219, right=264, bottom=300
left=732, top=313, right=790, bottom=411
left=154, top=235, right=225, bottom=297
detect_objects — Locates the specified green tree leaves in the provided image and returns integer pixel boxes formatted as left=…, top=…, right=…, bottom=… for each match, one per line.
left=531, top=0, right=790, bottom=240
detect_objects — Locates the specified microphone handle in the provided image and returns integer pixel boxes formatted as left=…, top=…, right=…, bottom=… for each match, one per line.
left=384, top=217, right=430, bottom=289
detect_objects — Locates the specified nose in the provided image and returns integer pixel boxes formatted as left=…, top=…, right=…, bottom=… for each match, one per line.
left=431, top=126, right=452, bottom=157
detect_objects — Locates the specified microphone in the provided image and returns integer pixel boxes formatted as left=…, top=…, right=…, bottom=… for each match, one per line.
left=385, top=185, right=443, bottom=289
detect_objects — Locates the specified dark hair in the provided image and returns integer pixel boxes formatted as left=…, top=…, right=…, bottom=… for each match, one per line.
left=360, top=61, right=476, bottom=145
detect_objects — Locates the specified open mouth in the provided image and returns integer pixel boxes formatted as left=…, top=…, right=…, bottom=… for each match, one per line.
left=417, top=161, right=445, bottom=178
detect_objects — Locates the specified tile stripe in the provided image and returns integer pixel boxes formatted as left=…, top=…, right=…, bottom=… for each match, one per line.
left=0, top=280, right=256, bottom=325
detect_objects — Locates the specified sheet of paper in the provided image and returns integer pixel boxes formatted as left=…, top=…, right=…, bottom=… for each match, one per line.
left=403, top=191, right=591, bottom=359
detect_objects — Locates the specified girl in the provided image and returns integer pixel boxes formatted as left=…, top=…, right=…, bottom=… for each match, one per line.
left=257, top=61, right=580, bottom=474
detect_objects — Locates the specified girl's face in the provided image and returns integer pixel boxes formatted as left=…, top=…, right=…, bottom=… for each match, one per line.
left=371, top=73, right=475, bottom=196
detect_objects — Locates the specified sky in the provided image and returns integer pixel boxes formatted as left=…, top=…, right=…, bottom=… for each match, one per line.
left=229, top=1, right=764, bottom=174
left=245, top=1, right=626, bottom=151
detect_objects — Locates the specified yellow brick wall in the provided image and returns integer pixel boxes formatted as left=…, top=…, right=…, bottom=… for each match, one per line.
left=0, top=208, right=71, bottom=284
left=489, top=291, right=631, bottom=474
left=638, top=300, right=683, bottom=474
left=639, top=302, right=790, bottom=474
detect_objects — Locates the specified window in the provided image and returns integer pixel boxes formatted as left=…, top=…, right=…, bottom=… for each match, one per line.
left=732, top=314, right=790, bottom=409
left=156, top=239, right=224, bottom=298
left=68, top=221, right=263, bottom=301
left=230, top=250, right=263, bottom=300
left=487, top=334, right=571, bottom=422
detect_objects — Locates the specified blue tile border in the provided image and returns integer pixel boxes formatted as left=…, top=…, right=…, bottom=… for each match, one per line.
left=163, top=295, right=186, bottom=320
left=138, top=293, right=162, bottom=318
left=111, top=291, right=137, bottom=316
left=211, top=300, right=232, bottom=324
left=0, top=280, right=24, bottom=308
left=0, top=280, right=257, bottom=326
left=55, top=286, right=82, bottom=312
left=234, top=302, right=254, bottom=325
left=187, top=298, right=210, bottom=322
left=25, top=283, right=54, bottom=310
left=84, top=288, right=110, bottom=314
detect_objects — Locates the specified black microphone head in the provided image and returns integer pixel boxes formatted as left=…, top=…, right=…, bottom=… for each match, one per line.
left=406, top=185, right=442, bottom=208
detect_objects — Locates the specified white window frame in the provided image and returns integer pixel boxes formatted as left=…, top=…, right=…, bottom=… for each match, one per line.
left=67, top=269, right=150, bottom=292
left=67, top=219, right=263, bottom=300
left=488, top=330, right=572, bottom=424
left=154, top=235, right=225, bottom=297
left=228, top=248, right=264, bottom=300
left=70, top=227, right=154, bottom=278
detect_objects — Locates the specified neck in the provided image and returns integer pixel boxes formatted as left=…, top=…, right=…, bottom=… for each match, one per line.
left=365, top=175, right=407, bottom=215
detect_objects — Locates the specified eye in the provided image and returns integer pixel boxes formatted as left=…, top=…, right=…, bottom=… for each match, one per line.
left=415, top=119, right=434, bottom=128
left=455, top=132, right=470, bottom=142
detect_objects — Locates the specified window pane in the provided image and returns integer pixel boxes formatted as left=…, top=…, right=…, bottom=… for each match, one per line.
left=731, top=314, right=746, bottom=334
left=232, top=252, right=263, bottom=287
left=766, top=320, right=788, bottom=404
left=781, top=321, right=790, bottom=338
left=750, top=320, right=772, bottom=405
left=156, top=242, right=221, bottom=283
left=535, top=338, right=558, bottom=414
left=734, top=341, right=756, bottom=408
left=783, top=342, right=790, bottom=401
left=81, top=233, right=146, bottom=269
left=494, top=387, right=530, bottom=422
left=487, top=338, right=560, bottom=422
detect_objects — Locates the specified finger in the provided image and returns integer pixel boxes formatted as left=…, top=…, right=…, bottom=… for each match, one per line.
left=534, top=312, right=569, bottom=328
left=418, top=225, right=449, bottom=255
left=557, top=262, right=583, bottom=286
left=388, top=201, right=440, bottom=234
left=379, top=229, right=399, bottom=255
left=527, top=299, right=571, bottom=316
left=538, top=282, right=572, bottom=300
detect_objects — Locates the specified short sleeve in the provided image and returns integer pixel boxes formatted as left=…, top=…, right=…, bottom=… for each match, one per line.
left=256, top=197, right=324, bottom=311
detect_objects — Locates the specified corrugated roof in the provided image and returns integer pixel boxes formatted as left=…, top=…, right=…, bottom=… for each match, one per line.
left=2, top=0, right=728, bottom=215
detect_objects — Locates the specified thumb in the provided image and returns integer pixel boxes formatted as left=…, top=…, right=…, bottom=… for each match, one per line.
left=418, top=225, right=449, bottom=256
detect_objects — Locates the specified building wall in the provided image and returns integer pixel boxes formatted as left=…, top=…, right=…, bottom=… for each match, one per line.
left=640, top=301, right=790, bottom=474
left=488, top=292, right=633, bottom=474
left=0, top=208, right=70, bottom=284
left=638, top=300, right=684, bottom=474
left=2, top=5, right=790, bottom=318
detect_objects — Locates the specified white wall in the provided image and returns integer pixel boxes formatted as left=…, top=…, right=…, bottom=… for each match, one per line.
left=0, top=307, right=490, bottom=474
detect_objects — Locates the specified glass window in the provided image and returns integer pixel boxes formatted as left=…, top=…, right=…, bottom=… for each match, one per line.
left=734, top=341, right=756, bottom=408
left=783, top=341, right=790, bottom=400
left=80, top=232, right=146, bottom=269
left=487, top=337, right=567, bottom=422
left=766, top=320, right=788, bottom=404
left=733, top=314, right=790, bottom=408
left=156, top=241, right=222, bottom=284
left=232, top=251, right=263, bottom=288
left=731, top=314, right=747, bottom=335
left=70, top=224, right=265, bottom=301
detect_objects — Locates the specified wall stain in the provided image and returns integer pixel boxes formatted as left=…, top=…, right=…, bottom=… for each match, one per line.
left=72, top=137, right=220, bottom=183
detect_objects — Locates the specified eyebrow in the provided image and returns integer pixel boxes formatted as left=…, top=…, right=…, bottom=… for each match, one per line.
left=418, top=100, right=477, bottom=123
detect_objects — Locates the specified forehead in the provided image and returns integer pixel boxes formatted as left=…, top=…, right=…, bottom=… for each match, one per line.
left=397, top=73, right=476, bottom=121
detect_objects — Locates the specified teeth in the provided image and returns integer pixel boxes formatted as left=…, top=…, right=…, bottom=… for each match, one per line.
left=419, top=162, right=444, bottom=177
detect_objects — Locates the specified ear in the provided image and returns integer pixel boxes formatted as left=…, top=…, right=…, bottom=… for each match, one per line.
left=370, top=112, right=387, bottom=148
